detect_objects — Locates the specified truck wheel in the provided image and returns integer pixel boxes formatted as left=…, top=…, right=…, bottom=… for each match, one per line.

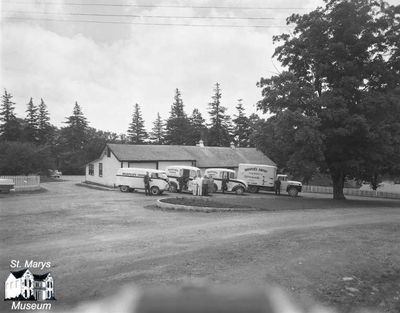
left=213, top=183, right=218, bottom=193
left=288, top=187, right=298, bottom=197
left=120, top=185, right=129, bottom=192
left=235, top=186, right=245, bottom=195
left=169, top=183, right=177, bottom=193
left=151, top=186, right=160, bottom=195
left=248, top=185, right=259, bottom=193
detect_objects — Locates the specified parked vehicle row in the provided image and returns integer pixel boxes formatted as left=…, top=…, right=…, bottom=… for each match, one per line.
left=115, top=164, right=302, bottom=197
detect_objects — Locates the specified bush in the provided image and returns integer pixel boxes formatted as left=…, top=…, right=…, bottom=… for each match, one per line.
left=0, top=141, right=55, bottom=175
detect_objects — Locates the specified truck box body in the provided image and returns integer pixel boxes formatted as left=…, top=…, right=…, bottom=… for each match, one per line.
left=237, top=164, right=277, bottom=191
left=115, top=168, right=169, bottom=195
left=237, top=163, right=302, bottom=196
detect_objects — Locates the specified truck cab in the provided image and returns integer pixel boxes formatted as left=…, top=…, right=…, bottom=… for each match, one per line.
left=165, top=165, right=201, bottom=193
left=204, top=168, right=247, bottom=195
left=277, top=174, right=303, bottom=197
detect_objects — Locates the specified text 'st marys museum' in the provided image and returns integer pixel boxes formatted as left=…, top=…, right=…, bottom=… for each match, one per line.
left=86, top=143, right=275, bottom=187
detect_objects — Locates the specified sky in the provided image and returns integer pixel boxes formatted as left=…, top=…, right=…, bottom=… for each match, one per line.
left=1, top=0, right=399, bottom=134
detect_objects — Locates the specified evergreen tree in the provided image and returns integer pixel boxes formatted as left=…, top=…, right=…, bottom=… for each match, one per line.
left=62, top=101, right=89, bottom=151
left=187, top=108, right=207, bottom=145
left=37, top=98, right=53, bottom=144
left=232, top=99, right=252, bottom=147
left=248, top=113, right=261, bottom=147
left=127, top=103, right=148, bottom=144
left=164, top=89, right=191, bottom=145
left=0, top=89, right=21, bottom=141
left=207, top=83, right=232, bottom=146
left=149, top=112, right=165, bottom=144
left=23, top=97, right=39, bottom=143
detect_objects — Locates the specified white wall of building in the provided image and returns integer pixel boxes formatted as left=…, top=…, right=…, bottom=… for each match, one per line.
left=85, top=149, right=121, bottom=187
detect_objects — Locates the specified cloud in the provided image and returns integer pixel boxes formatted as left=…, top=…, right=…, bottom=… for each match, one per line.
left=1, top=0, right=335, bottom=133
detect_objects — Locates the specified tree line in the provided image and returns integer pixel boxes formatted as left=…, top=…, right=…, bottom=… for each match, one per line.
left=0, top=83, right=262, bottom=175
left=1, top=0, right=399, bottom=199
left=129, top=84, right=260, bottom=147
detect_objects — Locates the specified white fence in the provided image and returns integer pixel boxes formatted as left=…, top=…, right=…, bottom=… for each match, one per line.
left=302, top=185, right=400, bottom=199
left=0, top=175, right=41, bottom=192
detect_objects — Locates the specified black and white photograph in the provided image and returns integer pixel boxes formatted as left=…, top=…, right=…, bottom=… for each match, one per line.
left=1, top=0, right=400, bottom=312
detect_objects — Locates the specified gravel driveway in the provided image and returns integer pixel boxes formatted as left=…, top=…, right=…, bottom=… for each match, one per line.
left=1, top=176, right=399, bottom=312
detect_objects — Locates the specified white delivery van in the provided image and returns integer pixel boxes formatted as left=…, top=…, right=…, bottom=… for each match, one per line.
left=237, top=163, right=302, bottom=196
left=204, top=168, right=247, bottom=195
left=115, top=168, right=169, bottom=195
left=165, top=165, right=201, bottom=193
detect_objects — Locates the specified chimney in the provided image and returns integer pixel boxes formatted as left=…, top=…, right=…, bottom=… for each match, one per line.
left=230, top=142, right=235, bottom=149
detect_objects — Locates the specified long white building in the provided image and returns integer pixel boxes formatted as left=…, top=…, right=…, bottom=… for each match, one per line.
left=85, top=142, right=275, bottom=187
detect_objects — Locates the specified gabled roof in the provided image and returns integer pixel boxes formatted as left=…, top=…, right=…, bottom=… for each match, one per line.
left=33, top=273, right=51, bottom=281
left=10, top=268, right=30, bottom=279
left=106, top=144, right=275, bottom=167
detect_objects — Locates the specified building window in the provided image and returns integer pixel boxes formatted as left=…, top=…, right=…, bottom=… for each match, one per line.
left=99, top=163, right=103, bottom=177
left=107, top=148, right=111, bottom=157
left=89, top=164, right=94, bottom=176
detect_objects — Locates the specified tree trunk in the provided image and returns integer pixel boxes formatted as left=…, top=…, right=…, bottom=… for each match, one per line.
left=331, top=171, right=346, bottom=200
left=371, top=172, right=379, bottom=191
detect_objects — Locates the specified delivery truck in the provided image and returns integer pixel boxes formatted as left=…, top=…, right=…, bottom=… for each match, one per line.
left=204, top=168, right=247, bottom=195
left=116, top=167, right=169, bottom=195
left=237, top=163, right=302, bottom=196
left=165, top=165, right=201, bottom=193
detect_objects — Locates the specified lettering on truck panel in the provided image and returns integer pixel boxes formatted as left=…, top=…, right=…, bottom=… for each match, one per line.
left=243, top=167, right=270, bottom=173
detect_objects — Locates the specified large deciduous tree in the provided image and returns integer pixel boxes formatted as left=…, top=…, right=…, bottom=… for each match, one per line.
left=127, top=103, right=148, bottom=144
left=257, top=0, right=400, bottom=199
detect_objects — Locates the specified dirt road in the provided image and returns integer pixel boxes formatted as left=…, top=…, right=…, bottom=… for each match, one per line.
left=1, top=177, right=399, bottom=312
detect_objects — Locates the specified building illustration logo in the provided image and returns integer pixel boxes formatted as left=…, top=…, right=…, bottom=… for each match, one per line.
left=4, top=268, right=55, bottom=302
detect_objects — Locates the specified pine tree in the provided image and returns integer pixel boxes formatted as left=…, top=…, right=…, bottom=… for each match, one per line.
left=127, top=103, right=148, bottom=144
left=207, top=83, right=232, bottom=146
left=37, top=98, right=53, bottom=144
left=232, top=99, right=252, bottom=147
left=149, top=112, right=165, bottom=144
left=164, top=89, right=190, bottom=145
left=62, top=101, right=89, bottom=151
left=24, top=97, right=39, bottom=143
left=0, top=89, right=21, bottom=141
left=248, top=113, right=261, bottom=147
left=187, top=108, right=207, bottom=145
